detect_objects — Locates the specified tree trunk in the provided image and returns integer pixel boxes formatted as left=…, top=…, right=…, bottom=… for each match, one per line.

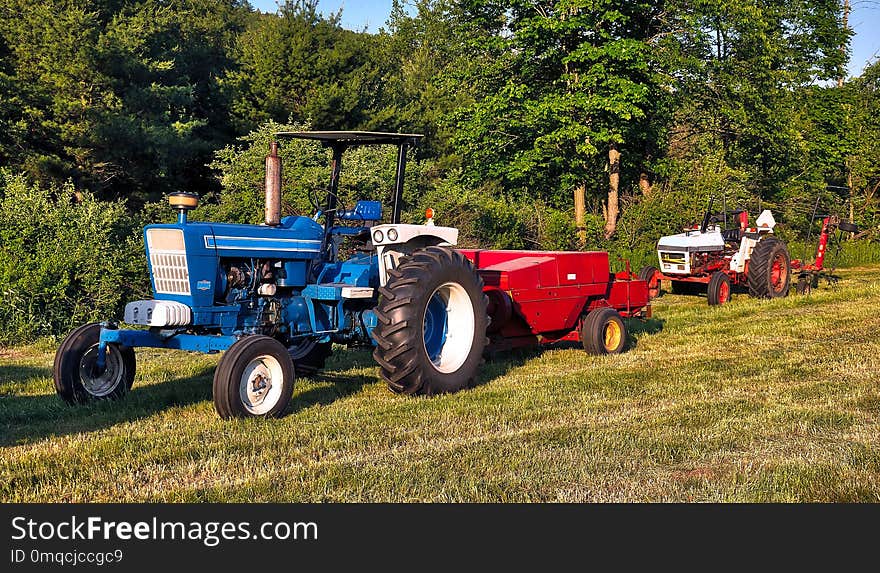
left=574, top=184, right=586, bottom=249
left=638, top=171, right=652, bottom=196
left=839, top=0, right=850, bottom=88
left=604, top=144, right=620, bottom=239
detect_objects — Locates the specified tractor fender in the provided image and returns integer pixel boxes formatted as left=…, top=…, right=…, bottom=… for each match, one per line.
left=371, top=224, right=459, bottom=286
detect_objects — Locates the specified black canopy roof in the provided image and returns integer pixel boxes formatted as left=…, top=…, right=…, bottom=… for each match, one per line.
left=274, top=131, right=423, bottom=147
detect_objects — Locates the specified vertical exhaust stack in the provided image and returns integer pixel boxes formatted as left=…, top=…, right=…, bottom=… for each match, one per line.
left=265, top=141, right=282, bottom=226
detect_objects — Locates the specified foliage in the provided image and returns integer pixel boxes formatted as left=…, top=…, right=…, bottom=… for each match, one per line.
left=0, top=0, right=249, bottom=204
left=446, top=0, right=669, bottom=207
left=0, top=173, right=148, bottom=344
left=224, top=0, right=382, bottom=132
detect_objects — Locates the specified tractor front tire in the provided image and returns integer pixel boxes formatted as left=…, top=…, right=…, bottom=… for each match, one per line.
left=581, top=307, right=627, bottom=355
left=748, top=237, right=791, bottom=299
left=372, top=246, right=489, bottom=396
left=638, top=265, right=661, bottom=299
left=288, top=339, right=332, bottom=377
left=707, top=271, right=732, bottom=306
left=213, top=335, right=295, bottom=419
left=53, top=323, right=136, bottom=404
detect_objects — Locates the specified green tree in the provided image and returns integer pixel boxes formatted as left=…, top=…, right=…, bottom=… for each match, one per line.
left=224, top=0, right=382, bottom=132
left=446, top=0, right=670, bottom=239
left=0, top=0, right=249, bottom=203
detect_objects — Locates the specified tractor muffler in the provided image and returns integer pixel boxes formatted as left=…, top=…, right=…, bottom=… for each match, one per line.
left=265, top=141, right=282, bottom=226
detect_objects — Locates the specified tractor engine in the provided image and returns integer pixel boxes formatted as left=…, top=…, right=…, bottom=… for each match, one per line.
left=123, top=210, right=378, bottom=348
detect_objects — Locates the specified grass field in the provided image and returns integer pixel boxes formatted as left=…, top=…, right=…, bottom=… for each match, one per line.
left=2, top=268, right=879, bottom=502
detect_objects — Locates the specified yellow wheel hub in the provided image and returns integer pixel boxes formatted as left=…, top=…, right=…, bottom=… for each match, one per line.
left=603, top=320, right=621, bottom=351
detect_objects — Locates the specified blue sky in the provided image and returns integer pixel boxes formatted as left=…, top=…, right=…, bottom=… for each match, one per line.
left=251, top=0, right=880, bottom=78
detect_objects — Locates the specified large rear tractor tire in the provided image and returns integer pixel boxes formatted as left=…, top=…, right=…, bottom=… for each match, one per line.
left=748, top=237, right=791, bottom=299
left=372, top=246, right=489, bottom=396
left=581, top=307, right=627, bottom=355
left=638, top=265, right=661, bottom=299
left=54, top=323, right=136, bottom=404
left=288, top=339, right=332, bottom=377
left=213, top=335, right=295, bottom=419
left=707, top=271, right=732, bottom=306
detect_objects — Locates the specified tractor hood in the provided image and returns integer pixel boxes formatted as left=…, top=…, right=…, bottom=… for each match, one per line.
left=657, top=228, right=725, bottom=252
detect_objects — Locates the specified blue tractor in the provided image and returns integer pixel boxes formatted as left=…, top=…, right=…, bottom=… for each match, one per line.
left=54, top=132, right=489, bottom=418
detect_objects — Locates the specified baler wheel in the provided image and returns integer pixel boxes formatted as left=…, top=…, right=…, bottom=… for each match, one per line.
left=54, top=323, right=136, bottom=404
left=288, top=339, right=332, bottom=377
left=372, top=246, right=489, bottom=396
left=581, top=308, right=627, bottom=355
left=748, top=237, right=791, bottom=299
left=638, top=265, right=661, bottom=299
left=213, top=335, right=295, bottom=419
left=707, top=271, right=732, bottom=306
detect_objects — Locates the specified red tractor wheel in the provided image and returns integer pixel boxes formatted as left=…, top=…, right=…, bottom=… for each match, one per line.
left=748, top=238, right=791, bottom=299
left=707, top=271, right=731, bottom=306
left=638, top=265, right=661, bottom=299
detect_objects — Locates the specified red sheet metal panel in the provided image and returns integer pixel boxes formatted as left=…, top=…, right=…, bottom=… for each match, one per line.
left=458, top=248, right=649, bottom=338
left=459, top=249, right=610, bottom=286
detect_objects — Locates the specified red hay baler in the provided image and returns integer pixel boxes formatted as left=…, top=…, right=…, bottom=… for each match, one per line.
left=459, top=249, right=651, bottom=355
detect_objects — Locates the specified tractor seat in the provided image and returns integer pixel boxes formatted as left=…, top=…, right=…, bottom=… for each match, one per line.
left=721, top=228, right=742, bottom=243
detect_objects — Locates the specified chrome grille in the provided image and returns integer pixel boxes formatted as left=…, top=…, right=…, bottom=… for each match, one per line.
left=149, top=252, right=191, bottom=295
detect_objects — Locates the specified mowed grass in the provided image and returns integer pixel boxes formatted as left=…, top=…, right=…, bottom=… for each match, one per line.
left=1, top=268, right=879, bottom=502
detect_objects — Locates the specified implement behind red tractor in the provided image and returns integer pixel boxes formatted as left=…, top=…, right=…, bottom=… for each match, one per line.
left=790, top=213, right=860, bottom=294
left=460, top=249, right=650, bottom=355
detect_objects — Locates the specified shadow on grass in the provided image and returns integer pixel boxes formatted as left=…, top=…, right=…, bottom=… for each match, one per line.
left=628, top=316, right=665, bottom=336
left=0, top=364, right=52, bottom=385
left=291, top=370, right=376, bottom=412
left=0, top=367, right=216, bottom=448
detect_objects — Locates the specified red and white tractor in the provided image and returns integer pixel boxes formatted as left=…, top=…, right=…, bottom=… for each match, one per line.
left=639, top=198, right=792, bottom=305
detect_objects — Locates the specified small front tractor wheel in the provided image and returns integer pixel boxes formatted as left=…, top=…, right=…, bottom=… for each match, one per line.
left=288, top=339, right=332, bottom=377
left=213, top=335, right=295, bottom=419
left=707, top=271, right=732, bottom=306
left=53, top=323, right=136, bottom=404
left=372, top=246, right=489, bottom=396
left=638, top=265, right=661, bottom=299
left=748, top=237, right=791, bottom=299
left=581, top=307, right=627, bottom=355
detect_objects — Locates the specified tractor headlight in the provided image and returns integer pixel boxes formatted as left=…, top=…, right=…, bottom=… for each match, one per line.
left=387, top=228, right=398, bottom=242
left=373, top=230, right=384, bottom=243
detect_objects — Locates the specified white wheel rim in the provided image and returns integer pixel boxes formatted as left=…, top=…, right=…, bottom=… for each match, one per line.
left=79, top=345, right=125, bottom=397
left=423, top=282, right=475, bottom=374
left=239, top=354, right=285, bottom=415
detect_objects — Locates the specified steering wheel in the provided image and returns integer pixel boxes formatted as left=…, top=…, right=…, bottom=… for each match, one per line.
left=308, top=187, right=324, bottom=214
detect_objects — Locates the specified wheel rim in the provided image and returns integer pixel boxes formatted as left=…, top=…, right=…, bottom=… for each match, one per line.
left=423, top=282, right=475, bottom=373
left=239, top=354, right=284, bottom=415
left=79, top=345, right=125, bottom=397
left=770, top=254, right=788, bottom=292
left=603, top=320, right=622, bottom=352
left=719, top=280, right=730, bottom=303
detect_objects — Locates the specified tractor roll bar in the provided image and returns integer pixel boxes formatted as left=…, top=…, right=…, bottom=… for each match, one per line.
left=274, top=131, right=423, bottom=225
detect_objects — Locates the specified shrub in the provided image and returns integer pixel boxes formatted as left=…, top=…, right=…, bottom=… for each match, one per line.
left=0, top=173, right=148, bottom=344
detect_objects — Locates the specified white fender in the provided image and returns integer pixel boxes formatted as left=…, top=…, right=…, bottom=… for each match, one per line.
left=370, top=224, right=458, bottom=286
